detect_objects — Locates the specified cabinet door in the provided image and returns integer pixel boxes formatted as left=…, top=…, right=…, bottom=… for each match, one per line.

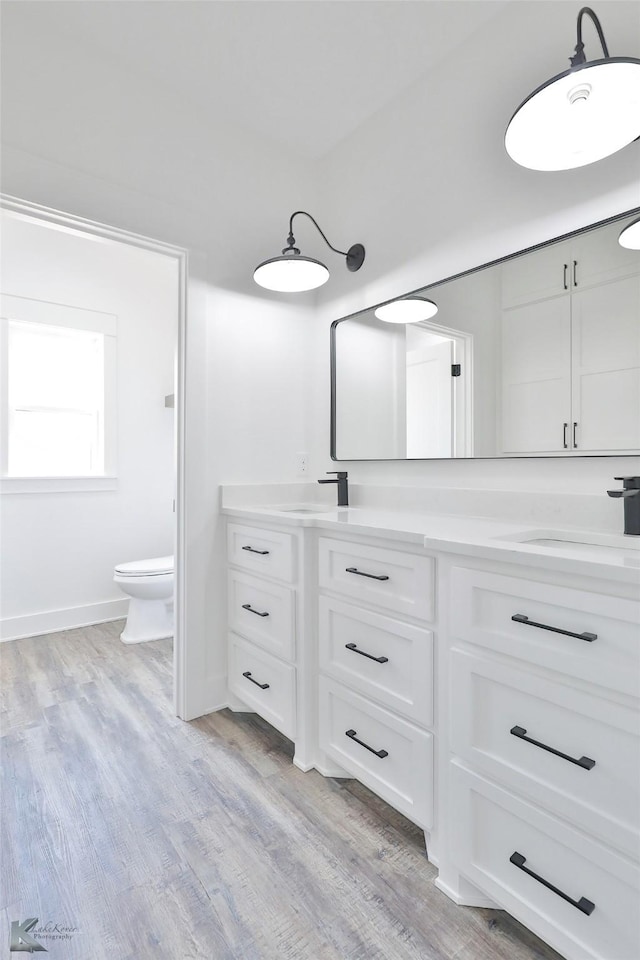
left=501, top=240, right=570, bottom=308
left=571, top=274, right=640, bottom=452
left=501, top=297, right=571, bottom=454
left=571, top=218, right=640, bottom=291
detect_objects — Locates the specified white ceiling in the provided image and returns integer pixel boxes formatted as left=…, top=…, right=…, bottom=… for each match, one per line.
left=8, top=1, right=508, bottom=159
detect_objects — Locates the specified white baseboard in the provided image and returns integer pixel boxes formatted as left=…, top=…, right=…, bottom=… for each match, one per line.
left=434, top=875, right=499, bottom=908
left=0, top=598, right=129, bottom=642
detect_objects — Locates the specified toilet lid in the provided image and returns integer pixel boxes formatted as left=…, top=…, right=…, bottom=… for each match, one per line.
left=115, top=555, right=173, bottom=577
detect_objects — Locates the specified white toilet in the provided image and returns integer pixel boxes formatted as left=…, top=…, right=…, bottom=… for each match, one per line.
left=113, top=555, right=174, bottom=644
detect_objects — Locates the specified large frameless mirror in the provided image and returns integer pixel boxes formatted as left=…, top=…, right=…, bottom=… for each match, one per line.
left=331, top=210, right=640, bottom=461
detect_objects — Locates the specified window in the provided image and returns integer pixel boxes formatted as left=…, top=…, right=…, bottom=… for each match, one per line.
left=1, top=295, right=117, bottom=488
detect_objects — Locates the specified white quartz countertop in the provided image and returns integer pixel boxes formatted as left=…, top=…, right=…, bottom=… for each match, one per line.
left=222, top=502, right=640, bottom=585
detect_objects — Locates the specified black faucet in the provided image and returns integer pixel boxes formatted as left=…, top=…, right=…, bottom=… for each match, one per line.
left=318, top=471, right=349, bottom=507
left=607, top=477, right=640, bottom=536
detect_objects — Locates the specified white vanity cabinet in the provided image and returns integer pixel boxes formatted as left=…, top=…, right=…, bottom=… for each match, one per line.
left=226, top=521, right=300, bottom=744
left=317, top=535, right=436, bottom=832
left=444, top=559, right=640, bottom=960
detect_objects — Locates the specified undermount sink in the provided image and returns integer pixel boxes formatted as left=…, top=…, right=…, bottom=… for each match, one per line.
left=270, top=503, right=335, bottom=514
left=494, top=528, right=640, bottom=562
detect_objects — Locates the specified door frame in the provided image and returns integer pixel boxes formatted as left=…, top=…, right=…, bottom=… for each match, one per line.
left=0, top=193, right=190, bottom=719
left=414, top=319, right=474, bottom=457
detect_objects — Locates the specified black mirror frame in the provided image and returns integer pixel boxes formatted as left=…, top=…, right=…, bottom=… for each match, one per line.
left=330, top=206, right=640, bottom=462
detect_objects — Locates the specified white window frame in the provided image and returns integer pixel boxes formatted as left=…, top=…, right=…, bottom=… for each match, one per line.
left=0, top=294, right=118, bottom=493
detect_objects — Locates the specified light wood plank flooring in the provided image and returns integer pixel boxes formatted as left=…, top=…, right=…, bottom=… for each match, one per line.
left=1, top=621, right=562, bottom=960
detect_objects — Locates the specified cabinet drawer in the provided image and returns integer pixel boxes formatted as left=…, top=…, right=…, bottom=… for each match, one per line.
left=228, top=570, right=295, bottom=661
left=450, top=567, right=640, bottom=698
left=319, top=596, right=433, bottom=727
left=228, top=634, right=296, bottom=739
left=450, top=763, right=640, bottom=960
left=451, top=648, right=640, bottom=858
left=319, top=537, right=434, bottom=621
left=227, top=522, right=295, bottom=583
left=319, top=677, right=433, bottom=828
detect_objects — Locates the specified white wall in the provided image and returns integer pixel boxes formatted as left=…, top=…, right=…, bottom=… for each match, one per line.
left=311, top=0, right=640, bottom=493
left=0, top=214, right=177, bottom=639
left=335, top=315, right=405, bottom=458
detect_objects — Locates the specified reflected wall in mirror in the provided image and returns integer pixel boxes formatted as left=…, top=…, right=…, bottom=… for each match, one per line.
left=331, top=210, right=640, bottom=460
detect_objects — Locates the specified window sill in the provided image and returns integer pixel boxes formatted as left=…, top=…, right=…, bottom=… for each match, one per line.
left=0, top=476, right=118, bottom=494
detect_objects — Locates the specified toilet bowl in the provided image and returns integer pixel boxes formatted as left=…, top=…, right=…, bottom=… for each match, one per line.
left=113, top=555, right=174, bottom=644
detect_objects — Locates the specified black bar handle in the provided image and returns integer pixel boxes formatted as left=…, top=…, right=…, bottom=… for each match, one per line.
left=510, top=852, right=595, bottom=915
left=242, top=545, right=270, bottom=556
left=510, top=725, right=595, bottom=770
left=573, top=259, right=578, bottom=287
left=563, top=263, right=568, bottom=290
left=563, top=422, right=568, bottom=449
left=242, top=603, right=269, bottom=618
left=345, top=642, right=389, bottom=664
left=511, top=613, right=596, bottom=642
left=345, top=567, right=390, bottom=581
left=573, top=422, right=578, bottom=448
left=242, top=671, right=270, bottom=690
left=345, top=729, right=388, bottom=758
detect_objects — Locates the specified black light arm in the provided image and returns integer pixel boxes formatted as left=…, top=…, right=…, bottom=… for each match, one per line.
left=570, top=7, right=610, bottom=66
left=283, top=211, right=365, bottom=272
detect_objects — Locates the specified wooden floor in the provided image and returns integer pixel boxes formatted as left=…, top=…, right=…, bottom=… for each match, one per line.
left=1, top=621, right=562, bottom=960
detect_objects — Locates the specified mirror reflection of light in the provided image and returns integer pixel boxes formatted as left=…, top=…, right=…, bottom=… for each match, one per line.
left=374, top=297, right=439, bottom=324
left=619, top=217, right=640, bottom=250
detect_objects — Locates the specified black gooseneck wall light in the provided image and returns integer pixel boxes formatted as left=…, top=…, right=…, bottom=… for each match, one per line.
left=505, top=6, right=640, bottom=171
left=253, top=211, right=365, bottom=293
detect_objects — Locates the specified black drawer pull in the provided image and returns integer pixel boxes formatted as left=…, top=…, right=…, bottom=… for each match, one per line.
left=345, top=729, right=388, bottom=758
left=511, top=613, right=596, bottom=642
left=510, top=726, right=595, bottom=770
left=345, top=643, right=389, bottom=664
left=242, top=671, right=269, bottom=690
left=510, top=852, right=595, bottom=916
left=242, top=603, right=269, bottom=618
left=345, top=567, right=389, bottom=581
left=242, top=545, right=270, bottom=555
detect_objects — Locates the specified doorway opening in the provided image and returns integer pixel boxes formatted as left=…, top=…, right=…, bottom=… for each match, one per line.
left=0, top=195, right=188, bottom=717
left=407, top=319, right=474, bottom=457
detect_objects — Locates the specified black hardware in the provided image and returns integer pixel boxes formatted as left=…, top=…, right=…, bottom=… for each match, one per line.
left=318, top=470, right=349, bottom=506
left=563, top=422, right=568, bottom=449
left=573, top=421, right=578, bottom=448
left=242, top=545, right=270, bottom=556
left=451, top=363, right=461, bottom=377
left=345, top=642, right=389, bottom=664
left=345, top=567, right=389, bottom=581
left=563, top=263, right=568, bottom=290
left=242, top=671, right=269, bottom=690
left=242, top=603, right=269, bottom=618
left=509, top=852, right=595, bottom=915
left=510, top=725, right=595, bottom=770
left=573, top=259, right=578, bottom=287
left=511, top=613, right=596, bottom=642
left=345, top=729, right=388, bottom=758
left=607, top=476, right=640, bottom=535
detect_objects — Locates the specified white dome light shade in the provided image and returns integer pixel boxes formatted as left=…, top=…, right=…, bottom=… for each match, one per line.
left=374, top=297, right=439, bottom=324
left=619, top=216, right=640, bottom=250
left=505, top=58, right=640, bottom=171
left=253, top=254, right=329, bottom=292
